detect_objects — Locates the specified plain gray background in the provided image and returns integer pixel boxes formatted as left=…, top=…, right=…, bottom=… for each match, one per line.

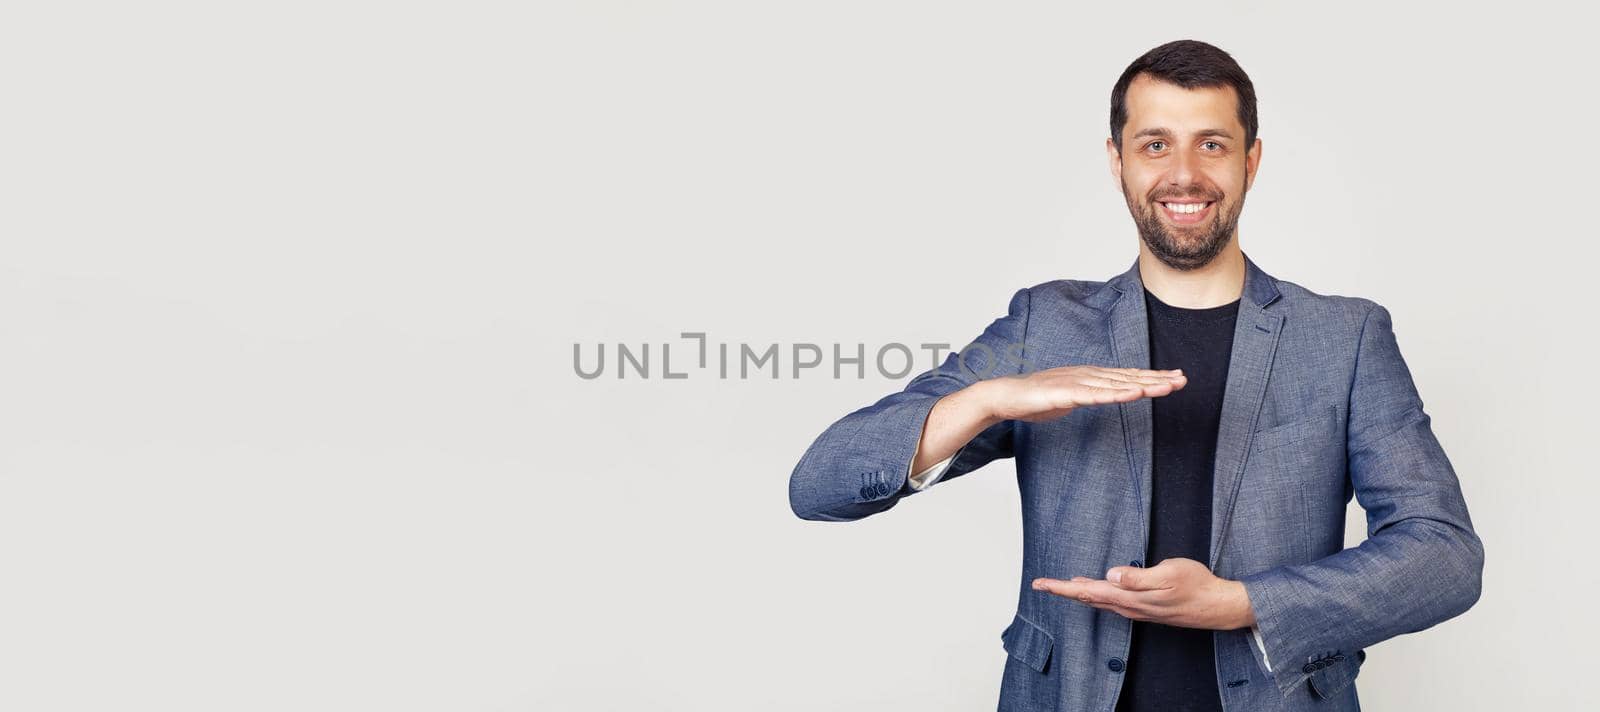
left=1, top=1, right=1593, bottom=710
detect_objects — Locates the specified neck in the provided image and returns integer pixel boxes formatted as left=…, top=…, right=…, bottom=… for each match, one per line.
left=1137, top=240, right=1245, bottom=309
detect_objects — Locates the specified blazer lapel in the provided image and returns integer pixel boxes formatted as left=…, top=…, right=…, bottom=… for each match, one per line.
left=1102, top=253, right=1285, bottom=571
left=1209, top=254, right=1284, bottom=568
left=1105, top=258, right=1154, bottom=540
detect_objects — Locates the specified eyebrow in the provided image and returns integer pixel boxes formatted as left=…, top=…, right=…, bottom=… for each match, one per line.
left=1131, top=127, right=1236, bottom=140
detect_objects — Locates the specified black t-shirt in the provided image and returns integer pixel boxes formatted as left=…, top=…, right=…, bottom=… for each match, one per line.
left=1114, top=287, right=1240, bottom=712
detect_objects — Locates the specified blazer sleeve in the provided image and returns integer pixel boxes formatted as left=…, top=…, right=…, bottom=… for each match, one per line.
left=1239, top=303, right=1485, bottom=697
left=787, top=287, right=1034, bottom=522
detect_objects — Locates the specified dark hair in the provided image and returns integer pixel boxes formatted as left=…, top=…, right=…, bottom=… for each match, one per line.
left=1109, top=40, right=1257, bottom=151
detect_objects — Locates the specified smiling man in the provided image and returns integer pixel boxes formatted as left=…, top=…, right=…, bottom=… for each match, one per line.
left=788, top=40, right=1483, bottom=711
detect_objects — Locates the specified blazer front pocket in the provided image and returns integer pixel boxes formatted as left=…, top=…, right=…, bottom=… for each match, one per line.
left=1236, top=479, right=1314, bottom=565
left=998, top=612, right=1059, bottom=710
left=1000, top=612, right=1054, bottom=673
left=1242, top=406, right=1340, bottom=564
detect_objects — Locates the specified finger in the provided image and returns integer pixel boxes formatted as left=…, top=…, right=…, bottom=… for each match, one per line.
left=1085, top=380, right=1180, bottom=403
left=1124, top=372, right=1186, bottom=392
left=1077, top=375, right=1151, bottom=392
left=1076, top=371, right=1184, bottom=397
left=1068, top=595, right=1153, bottom=622
left=1062, top=380, right=1181, bottom=408
left=1033, top=577, right=1090, bottom=600
left=1099, top=367, right=1186, bottom=382
left=1143, top=375, right=1186, bottom=395
left=1063, top=385, right=1145, bottom=406
left=1079, top=367, right=1146, bottom=383
left=1133, top=380, right=1180, bottom=397
left=1078, top=370, right=1160, bottom=389
left=1032, top=578, right=1131, bottom=608
left=1121, top=370, right=1184, bottom=384
left=1035, top=578, right=1165, bottom=620
left=1106, top=565, right=1170, bottom=591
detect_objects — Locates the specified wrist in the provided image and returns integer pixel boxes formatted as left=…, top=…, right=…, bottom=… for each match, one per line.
left=961, top=378, right=1011, bottom=427
left=1229, top=580, right=1257, bottom=629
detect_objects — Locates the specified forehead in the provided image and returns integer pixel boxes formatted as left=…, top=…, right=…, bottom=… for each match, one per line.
left=1123, top=73, right=1243, bottom=137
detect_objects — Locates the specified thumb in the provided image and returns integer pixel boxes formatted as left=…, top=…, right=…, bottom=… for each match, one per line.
left=1105, top=566, right=1142, bottom=589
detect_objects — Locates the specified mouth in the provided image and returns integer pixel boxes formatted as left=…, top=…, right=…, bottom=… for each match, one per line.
left=1157, top=200, right=1214, bottom=225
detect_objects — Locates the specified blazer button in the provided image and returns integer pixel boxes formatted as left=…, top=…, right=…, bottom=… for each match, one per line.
left=1107, top=657, right=1125, bottom=673
left=1302, top=663, right=1316, bottom=674
left=1130, top=559, right=1143, bottom=567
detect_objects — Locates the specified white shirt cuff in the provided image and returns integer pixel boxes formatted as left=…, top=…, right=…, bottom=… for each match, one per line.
left=906, top=445, right=958, bottom=490
left=1250, top=623, right=1272, bottom=673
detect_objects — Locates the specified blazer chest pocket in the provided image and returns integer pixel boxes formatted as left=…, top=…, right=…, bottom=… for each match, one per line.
left=1252, top=405, right=1340, bottom=455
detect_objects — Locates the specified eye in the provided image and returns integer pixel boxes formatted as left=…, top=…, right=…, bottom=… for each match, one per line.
left=1202, top=141, right=1222, bottom=151
left=1146, top=141, right=1167, bottom=152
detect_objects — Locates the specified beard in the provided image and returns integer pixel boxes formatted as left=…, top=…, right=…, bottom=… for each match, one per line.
left=1121, top=175, right=1245, bottom=271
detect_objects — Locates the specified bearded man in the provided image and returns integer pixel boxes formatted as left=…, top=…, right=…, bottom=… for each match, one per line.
left=788, top=39, right=1483, bottom=712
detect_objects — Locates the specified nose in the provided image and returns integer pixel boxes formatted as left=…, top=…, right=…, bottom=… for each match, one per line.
left=1168, top=146, right=1199, bottom=190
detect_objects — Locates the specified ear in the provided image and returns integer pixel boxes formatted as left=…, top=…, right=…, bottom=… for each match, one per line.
left=1244, top=137, right=1263, bottom=192
left=1106, top=137, right=1123, bottom=185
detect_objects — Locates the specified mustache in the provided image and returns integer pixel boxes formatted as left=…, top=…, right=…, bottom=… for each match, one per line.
left=1149, top=190, right=1222, bottom=202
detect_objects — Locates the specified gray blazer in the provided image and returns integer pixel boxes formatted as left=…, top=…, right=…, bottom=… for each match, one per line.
left=788, top=253, right=1484, bottom=711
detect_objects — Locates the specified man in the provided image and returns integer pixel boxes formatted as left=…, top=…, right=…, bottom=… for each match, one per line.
left=787, top=40, right=1483, bottom=712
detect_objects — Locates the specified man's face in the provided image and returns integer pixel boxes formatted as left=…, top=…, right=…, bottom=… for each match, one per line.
left=1108, top=74, right=1261, bottom=271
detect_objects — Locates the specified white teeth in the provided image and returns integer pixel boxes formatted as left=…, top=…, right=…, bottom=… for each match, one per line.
left=1163, top=202, right=1209, bottom=214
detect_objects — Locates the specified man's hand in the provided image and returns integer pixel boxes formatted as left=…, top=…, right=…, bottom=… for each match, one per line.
left=910, top=366, right=1185, bottom=474
left=985, top=366, right=1187, bottom=423
left=1030, top=558, right=1256, bottom=631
